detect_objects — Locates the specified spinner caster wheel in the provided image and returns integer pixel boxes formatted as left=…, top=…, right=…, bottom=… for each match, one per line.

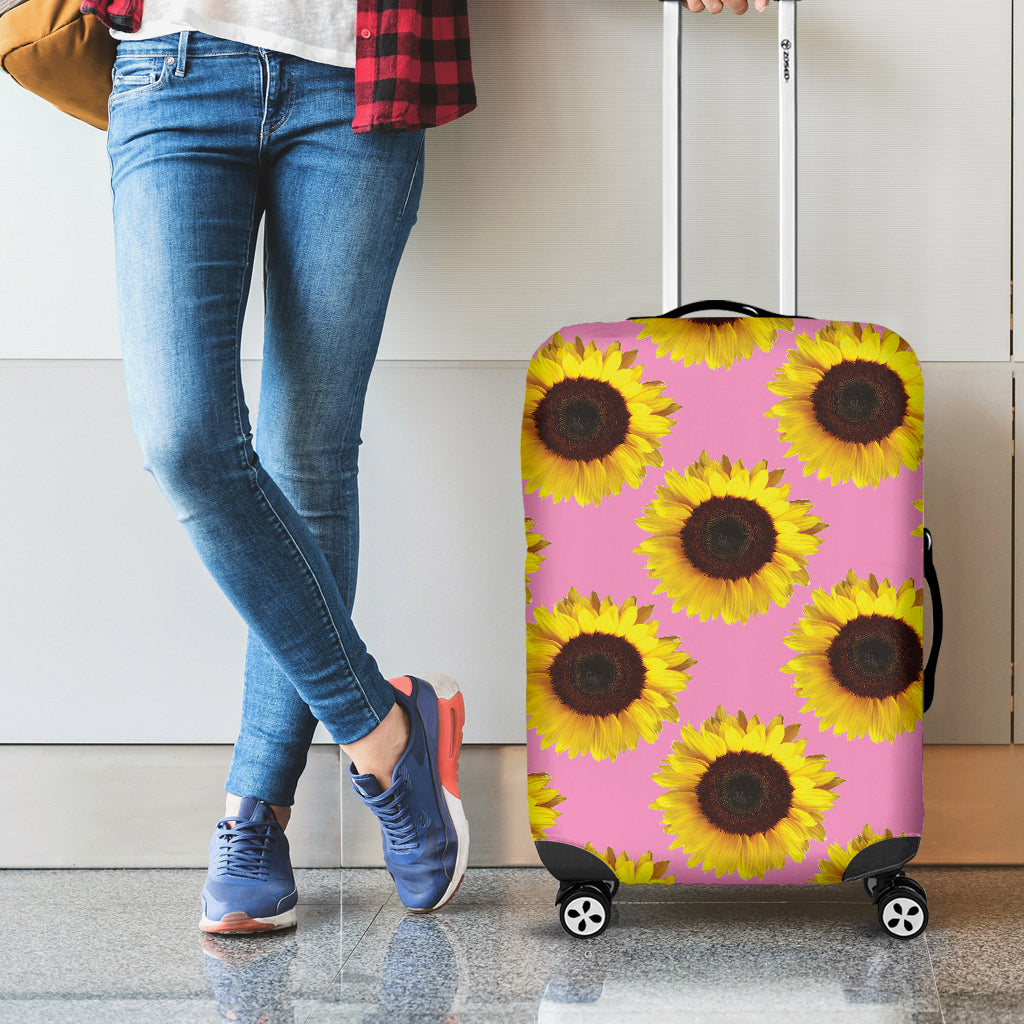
left=863, top=876, right=879, bottom=898
left=559, top=884, right=611, bottom=938
left=877, top=886, right=929, bottom=939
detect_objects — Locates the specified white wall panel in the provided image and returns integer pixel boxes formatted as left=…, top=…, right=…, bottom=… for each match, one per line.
left=1016, top=0, right=1024, bottom=367
left=0, top=88, right=120, bottom=358
left=0, top=360, right=528, bottom=744
left=380, top=0, right=663, bottom=360
left=0, top=0, right=663, bottom=362
left=355, top=361, right=528, bottom=741
left=923, top=363, right=1012, bottom=743
left=675, top=2, right=1009, bottom=362
left=0, top=360, right=252, bottom=742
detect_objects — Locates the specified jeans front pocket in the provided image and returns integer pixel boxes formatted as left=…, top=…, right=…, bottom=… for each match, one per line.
left=109, top=54, right=174, bottom=104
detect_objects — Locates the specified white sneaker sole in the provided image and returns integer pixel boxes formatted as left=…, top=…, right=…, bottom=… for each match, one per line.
left=416, top=672, right=471, bottom=912
left=199, top=906, right=298, bottom=934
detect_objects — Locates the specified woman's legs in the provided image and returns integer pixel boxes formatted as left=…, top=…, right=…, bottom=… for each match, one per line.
left=109, top=33, right=465, bottom=925
left=226, top=45, right=425, bottom=808
left=107, top=31, right=423, bottom=808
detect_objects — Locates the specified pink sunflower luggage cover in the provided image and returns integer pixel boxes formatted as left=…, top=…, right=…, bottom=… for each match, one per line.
left=522, top=316, right=926, bottom=886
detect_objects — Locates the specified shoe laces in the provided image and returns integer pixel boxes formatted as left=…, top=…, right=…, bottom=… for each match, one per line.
left=373, top=782, right=421, bottom=854
left=215, top=818, right=275, bottom=880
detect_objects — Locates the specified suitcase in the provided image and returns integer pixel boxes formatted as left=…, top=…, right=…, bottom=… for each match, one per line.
left=520, top=0, right=942, bottom=940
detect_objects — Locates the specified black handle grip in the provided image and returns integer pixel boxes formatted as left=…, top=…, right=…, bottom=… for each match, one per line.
left=629, top=299, right=804, bottom=320
left=922, top=527, right=941, bottom=714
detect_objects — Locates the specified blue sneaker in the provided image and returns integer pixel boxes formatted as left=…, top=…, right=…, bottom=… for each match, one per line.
left=199, top=796, right=298, bottom=934
left=350, top=673, right=470, bottom=912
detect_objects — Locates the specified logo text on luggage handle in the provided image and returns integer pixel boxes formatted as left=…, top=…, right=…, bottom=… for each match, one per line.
left=781, top=38, right=792, bottom=82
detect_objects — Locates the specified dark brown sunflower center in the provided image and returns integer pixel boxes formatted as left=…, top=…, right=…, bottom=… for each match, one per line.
left=689, top=317, right=739, bottom=326
left=811, top=359, right=908, bottom=444
left=695, top=751, right=794, bottom=835
left=548, top=631, right=646, bottom=717
left=827, top=614, right=923, bottom=699
left=680, top=496, right=778, bottom=580
left=533, top=378, right=630, bottom=462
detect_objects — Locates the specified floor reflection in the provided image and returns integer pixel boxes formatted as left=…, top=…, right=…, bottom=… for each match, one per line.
left=200, top=930, right=299, bottom=1023
left=0, top=868, right=1017, bottom=1023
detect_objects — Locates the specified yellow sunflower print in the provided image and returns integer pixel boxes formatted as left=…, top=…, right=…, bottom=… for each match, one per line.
left=528, top=772, right=566, bottom=842
left=781, top=571, right=924, bottom=744
left=584, top=842, right=676, bottom=885
left=651, top=707, right=843, bottom=881
left=765, top=322, right=924, bottom=488
left=633, top=315, right=794, bottom=370
left=524, top=517, right=550, bottom=604
left=634, top=452, right=827, bottom=624
left=811, top=824, right=903, bottom=884
left=522, top=334, right=680, bottom=506
left=912, top=497, right=924, bottom=538
left=527, top=588, right=697, bottom=761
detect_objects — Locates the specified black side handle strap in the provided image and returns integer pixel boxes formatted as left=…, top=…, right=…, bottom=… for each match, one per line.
left=923, top=527, right=942, bottom=713
left=628, top=299, right=810, bottom=320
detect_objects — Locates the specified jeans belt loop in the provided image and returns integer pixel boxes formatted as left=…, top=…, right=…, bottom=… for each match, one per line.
left=175, top=30, right=189, bottom=78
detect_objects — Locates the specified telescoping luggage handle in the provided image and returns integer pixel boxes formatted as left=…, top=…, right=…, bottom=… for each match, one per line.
left=660, top=0, right=800, bottom=316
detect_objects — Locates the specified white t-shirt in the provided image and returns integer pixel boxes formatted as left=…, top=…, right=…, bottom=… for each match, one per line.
left=109, top=1, right=357, bottom=69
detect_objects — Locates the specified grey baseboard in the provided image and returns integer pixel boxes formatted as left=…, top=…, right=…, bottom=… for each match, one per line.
left=0, top=744, right=341, bottom=868
left=2, top=744, right=1018, bottom=869
left=0, top=744, right=540, bottom=869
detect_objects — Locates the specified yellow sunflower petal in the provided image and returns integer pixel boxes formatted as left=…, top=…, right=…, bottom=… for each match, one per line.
left=765, top=322, right=923, bottom=488
left=652, top=709, right=841, bottom=880
left=527, top=590, right=697, bottom=761
left=781, top=573, right=924, bottom=743
left=523, top=334, right=679, bottom=506
left=635, top=453, right=824, bottom=623
left=633, top=316, right=793, bottom=370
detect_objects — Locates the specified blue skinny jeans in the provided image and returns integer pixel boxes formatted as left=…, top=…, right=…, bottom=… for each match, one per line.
left=106, top=30, right=424, bottom=805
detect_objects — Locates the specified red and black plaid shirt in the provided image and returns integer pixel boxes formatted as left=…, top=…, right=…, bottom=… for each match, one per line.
left=79, top=0, right=476, bottom=133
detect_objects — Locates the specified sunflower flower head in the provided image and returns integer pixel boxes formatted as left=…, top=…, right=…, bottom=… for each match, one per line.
left=583, top=842, right=676, bottom=885
left=781, top=571, right=925, bottom=744
left=522, top=333, right=680, bottom=506
left=811, top=824, right=902, bottom=884
left=633, top=315, right=794, bottom=370
left=766, top=322, right=924, bottom=488
left=651, top=707, right=843, bottom=880
left=524, top=516, right=551, bottom=604
left=527, top=588, right=697, bottom=761
left=528, top=771, right=567, bottom=842
left=634, top=452, right=827, bottom=624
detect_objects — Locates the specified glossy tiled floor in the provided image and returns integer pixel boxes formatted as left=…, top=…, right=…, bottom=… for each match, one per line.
left=0, top=867, right=1021, bottom=1023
